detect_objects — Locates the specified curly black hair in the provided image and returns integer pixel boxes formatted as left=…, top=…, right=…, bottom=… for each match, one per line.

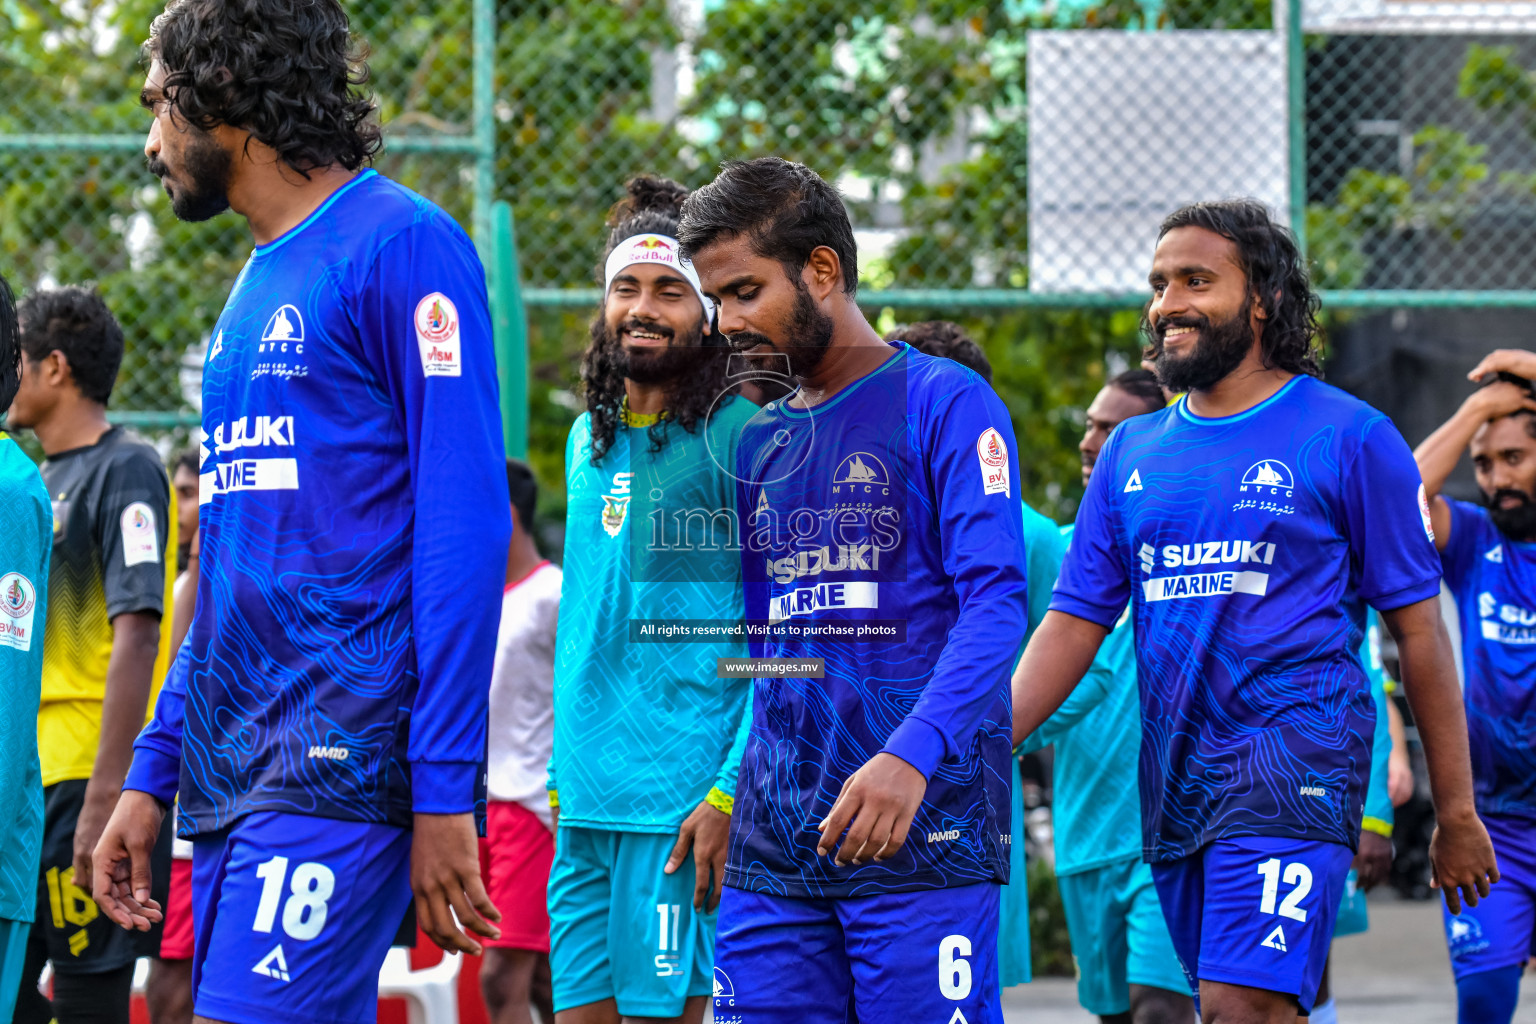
left=581, top=175, right=732, bottom=465
left=1107, top=368, right=1167, bottom=414
left=678, top=157, right=859, bottom=294
left=1142, top=199, right=1323, bottom=378
left=17, top=286, right=125, bottom=406
left=885, top=321, right=992, bottom=384
left=0, top=274, right=17, bottom=414
left=146, top=0, right=380, bottom=175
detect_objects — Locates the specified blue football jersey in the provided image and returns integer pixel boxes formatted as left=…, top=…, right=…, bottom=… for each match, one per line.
left=1439, top=499, right=1536, bottom=820
left=728, top=343, right=1029, bottom=898
left=1051, top=375, right=1441, bottom=861
left=126, top=171, right=510, bottom=832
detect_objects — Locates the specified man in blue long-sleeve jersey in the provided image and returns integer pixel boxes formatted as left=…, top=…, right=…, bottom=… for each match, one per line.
left=681, top=158, right=1029, bottom=1023
left=885, top=318, right=1049, bottom=992
left=89, top=4, right=510, bottom=1023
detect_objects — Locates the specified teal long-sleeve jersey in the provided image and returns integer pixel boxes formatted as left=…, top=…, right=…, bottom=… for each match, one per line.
left=549, top=399, right=756, bottom=831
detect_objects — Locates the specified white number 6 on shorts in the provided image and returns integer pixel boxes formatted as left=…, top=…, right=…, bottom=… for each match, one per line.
left=938, top=934, right=972, bottom=1000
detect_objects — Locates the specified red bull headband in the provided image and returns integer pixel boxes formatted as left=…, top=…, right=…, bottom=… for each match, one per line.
left=603, top=233, right=714, bottom=319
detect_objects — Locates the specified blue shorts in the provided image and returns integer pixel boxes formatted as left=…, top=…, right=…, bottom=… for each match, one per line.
left=1150, top=836, right=1353, bottom=1014
left=1442, top=813, right=1536, bottom=980
left=1333, top=869, right=1370, bottom=938
left=190, top=811, right=414, bottom=1024
left=548, top=827, right=714, bottom=1018
left=1059, top=857, right=1190, bottom=1015
left=712, top=882, right=1002, bottom=1024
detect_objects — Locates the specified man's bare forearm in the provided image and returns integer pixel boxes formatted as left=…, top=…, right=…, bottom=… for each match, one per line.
left=1381, top=599, right=1477, bottom=824
left=90, top=612, right=162, bottom=796
left=1010, top=610, right=1110, bottom=747
left=1414, top=401, right=1486, bottom=501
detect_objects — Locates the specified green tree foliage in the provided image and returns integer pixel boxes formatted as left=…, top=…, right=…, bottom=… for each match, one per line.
left=507, top=1, right=1177, bottom=528
left=16, top=0, right=1436, bottom=531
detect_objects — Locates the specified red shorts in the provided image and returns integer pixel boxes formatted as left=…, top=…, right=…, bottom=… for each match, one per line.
left=480, top=801, right=554, bottom=951
left=159, top=857, right=196, bottom=960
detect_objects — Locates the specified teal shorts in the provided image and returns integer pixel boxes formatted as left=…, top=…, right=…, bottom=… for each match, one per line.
left=1333, top=869, right=1370, bottom=938
left=998, top=756, right=1031, bottom=989
left=548, top=827, right=715, bottom=1018
left=1059, top=857, right=1189, bottom=1016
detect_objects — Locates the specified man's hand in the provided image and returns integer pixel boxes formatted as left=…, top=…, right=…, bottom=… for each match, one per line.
left=1468, top=349, right=1536, bottom=384
left=1353, top=831, right=1393, bottom=892
left=664, top=800, right=730, bottom=912
left=91, top=789, right=166, bottom=932
left=73, top=786, right=120, bottom=890
left=816, top=752, right=926, bottom=866
left=1467, top=379, right=1536, bottom=422
left=411, top=812, right=501, bottom=955
left=1429, top=808, right=1500, bottom=915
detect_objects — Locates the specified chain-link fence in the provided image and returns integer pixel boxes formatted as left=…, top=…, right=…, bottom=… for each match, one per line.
left=6, top=1, right=1536, bottom=517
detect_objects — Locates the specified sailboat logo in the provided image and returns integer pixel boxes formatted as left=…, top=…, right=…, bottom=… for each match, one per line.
left=260, top=305, right=304, bottom=345
left=1239, top=460, right=1294, bottom=492
left=832, top=452, right=890, bottom=494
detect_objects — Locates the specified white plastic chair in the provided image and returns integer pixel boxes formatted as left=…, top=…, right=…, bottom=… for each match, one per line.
left=131, top=956, right=151, bottom=992
left=376, top=947, right=462, bottom=1024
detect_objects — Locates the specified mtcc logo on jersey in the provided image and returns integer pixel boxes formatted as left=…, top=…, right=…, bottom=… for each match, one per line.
left=254, top=305, right=309, bottom=380
left=832, top=452, right=890, bottom=496
left=1234, top=460, right=1296, bottom=516
left=260, top=305, right=304, bottom=351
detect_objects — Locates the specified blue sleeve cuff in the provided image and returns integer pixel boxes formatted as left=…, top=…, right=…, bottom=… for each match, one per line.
left=123, top=744, right=180, bottom=806
left=1047, top=593, right=1123, bottom=631
left=1364, top=577, right=1442, bottom=613
left=882, top=717, right=949, bottom=780
left=410, top=760, right=479, bottom=814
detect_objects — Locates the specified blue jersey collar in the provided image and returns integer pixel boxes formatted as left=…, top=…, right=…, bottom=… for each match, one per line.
left=252, top=169, right=377, bottom=256
left=771, top=341, right=907, bottom=420
left=1174, top=374, right=1305, bottom=426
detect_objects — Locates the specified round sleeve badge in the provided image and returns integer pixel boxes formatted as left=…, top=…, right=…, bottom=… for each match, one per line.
left=1418, top=482, right=1435, bottom=543
left=414, top=293, right=461, bottom=378
left=976, top=427, right=1011, bottom=498
left=0, top=572, right=37, bottom=652
left=121, top=501, right=161, bottom=567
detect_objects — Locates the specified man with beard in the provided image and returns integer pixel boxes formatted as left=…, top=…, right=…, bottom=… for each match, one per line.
left=1016, top=368, right=1195, bottom=1024
left=546, top=175, right=754, bottom=1024
left=680, top=159, right=1029, bottom=1023
left=1413, top=352, right=1536, bottom=1023
left=1011, top=198, right=1497, bottom=1024
left=91, top=2, right=511, bottom=1023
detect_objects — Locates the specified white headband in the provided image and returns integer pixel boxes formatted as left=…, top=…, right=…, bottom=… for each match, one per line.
left=603, top=234, right=714, bottom=319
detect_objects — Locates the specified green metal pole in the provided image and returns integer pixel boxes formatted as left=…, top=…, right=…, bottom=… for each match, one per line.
left=471, top=0, right=496, bottom=252
left=1286, top=0, right=1308, bottom=255
left=492, top=201, right=530, bottom=459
